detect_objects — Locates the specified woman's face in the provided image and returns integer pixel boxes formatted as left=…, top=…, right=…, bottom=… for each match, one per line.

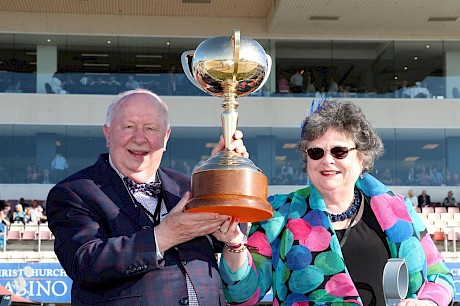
left=306, top=128, right=363, bottom=196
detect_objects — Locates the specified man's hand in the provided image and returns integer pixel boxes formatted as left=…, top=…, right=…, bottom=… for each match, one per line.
left=211, top=130, right=249, bottom=158
left=155, top=192, right=228, bottom=252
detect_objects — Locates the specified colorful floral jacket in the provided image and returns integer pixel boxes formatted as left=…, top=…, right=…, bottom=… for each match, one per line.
left=220, top=174, right=455, bottom=305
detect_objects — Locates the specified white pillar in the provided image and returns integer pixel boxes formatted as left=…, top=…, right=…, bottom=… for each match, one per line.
left=445, top=51, right=460, bottom=98
left=36, top=45, right=58, bottom=94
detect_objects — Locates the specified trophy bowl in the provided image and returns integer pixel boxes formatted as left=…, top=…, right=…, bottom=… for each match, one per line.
left=181, top=30, right=273, bottom=222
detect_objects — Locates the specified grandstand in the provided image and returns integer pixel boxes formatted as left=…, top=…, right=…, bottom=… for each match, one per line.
left=0, top=0, right=460, bottom=303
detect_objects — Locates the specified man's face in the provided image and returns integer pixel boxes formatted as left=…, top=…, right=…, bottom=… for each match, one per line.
left=103, top=93, right=170, bottom=182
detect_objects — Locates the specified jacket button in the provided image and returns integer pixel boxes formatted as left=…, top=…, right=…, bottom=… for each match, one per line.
left=179, top=297, right=189, bottom=305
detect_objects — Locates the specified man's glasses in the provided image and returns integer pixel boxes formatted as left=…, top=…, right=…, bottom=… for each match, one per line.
left=305, top=147, right=356, bottom=160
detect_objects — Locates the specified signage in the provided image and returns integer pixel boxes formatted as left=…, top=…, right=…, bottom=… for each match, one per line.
left=0, top=262, right=71, bottom=303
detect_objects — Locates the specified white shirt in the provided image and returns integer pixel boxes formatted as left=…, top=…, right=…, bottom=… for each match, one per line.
left=409, top=195, right=418, bottom=208
left=108, top=156, right=199, bottom=305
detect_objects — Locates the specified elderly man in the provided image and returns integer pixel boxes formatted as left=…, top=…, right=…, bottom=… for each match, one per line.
left=46, top=88, right=247, bottom=306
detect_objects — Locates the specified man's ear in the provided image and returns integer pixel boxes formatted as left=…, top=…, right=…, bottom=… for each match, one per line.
left=164, top=128, right=171, bottom=151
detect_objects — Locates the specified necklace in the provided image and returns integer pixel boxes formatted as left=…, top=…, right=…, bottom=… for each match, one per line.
left=328, top=189, right=361, bottom=222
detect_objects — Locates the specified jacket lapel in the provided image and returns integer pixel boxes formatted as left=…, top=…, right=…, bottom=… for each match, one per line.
left=94, top=154, right=142, bottom=227
left=158, top=167, right=183, bottom=212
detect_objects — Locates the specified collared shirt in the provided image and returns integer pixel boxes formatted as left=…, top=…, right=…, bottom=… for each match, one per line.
left=51, top=155, right=68, bottom=170
left=108, top=156, right=199, bottom=305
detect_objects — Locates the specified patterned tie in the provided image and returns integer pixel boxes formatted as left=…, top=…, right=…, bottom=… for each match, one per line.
left=123, top=176, right=162, bottom=197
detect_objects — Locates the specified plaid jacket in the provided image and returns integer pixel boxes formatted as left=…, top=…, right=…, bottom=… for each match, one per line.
left=47, top=154, right=225, bottom=306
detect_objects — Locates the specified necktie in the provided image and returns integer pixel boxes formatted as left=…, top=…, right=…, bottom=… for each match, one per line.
left=123, top=177, right=162, bottom=197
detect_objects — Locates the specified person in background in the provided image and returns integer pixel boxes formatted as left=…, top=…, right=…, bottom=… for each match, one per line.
left=125, top=75, right=141, bottom=90
left=216, top=99, right=454, bottom=305
left=51, top=72, right=68, bottom=94
left=46, top=88, right=247, bottom=305
left=108, top=76, right=121, bottom=86
left=31, top=199, right=47, bottom=223
left=408, top=189, right=418, bottom=209
left=442, top=190, right=457, bottom=208
left=289, top=69, right=303, bottom=93
left=418, top=189, right=431, bottom=209
left=42, top=168, right=50, bottom=184
left=24, top=206, right=38, bottom=224
left=51, top=152, right=69, bottom=183
left=13, top=203, right=25, bottom=224
left=277, top=74, right=290, bottom=94
left=0, top=201, right=13, bottom=228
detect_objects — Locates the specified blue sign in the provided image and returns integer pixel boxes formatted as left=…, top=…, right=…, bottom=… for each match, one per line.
left=445, top=262, right=460, bottom=301
left=0, top=262, right=71, bottom=303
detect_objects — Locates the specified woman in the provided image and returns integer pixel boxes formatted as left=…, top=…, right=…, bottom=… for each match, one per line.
left=13, top=203, right=25, bottom=224
left=30, top=199, right=47, bottom=223
left=216, top=100, right=454, bottom=305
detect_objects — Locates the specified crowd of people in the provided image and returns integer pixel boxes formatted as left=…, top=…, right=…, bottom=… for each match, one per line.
left=0, top=198, right=47, bottom=229
left=49, top=68, right=188, bottom=96
left=276, top=69, right=353, bottom=98
left=23, top=152, right=69, bottom=184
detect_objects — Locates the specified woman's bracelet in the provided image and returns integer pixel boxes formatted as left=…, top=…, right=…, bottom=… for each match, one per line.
left=224, top=235, right=248, bottom=253
left=225, top=245, right=247, bottom=253
left=223, top=236, right=259, bottom=253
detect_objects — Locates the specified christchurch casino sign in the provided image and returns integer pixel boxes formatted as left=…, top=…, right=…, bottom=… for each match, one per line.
left=0, top=263, right=72, bottom=303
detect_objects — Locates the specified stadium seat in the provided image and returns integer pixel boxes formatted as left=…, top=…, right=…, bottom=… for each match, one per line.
left=21, top=229, right=37, bottom=241
left=435, top=207, right=447, bottom=214
left=422, top=207, right=434, bottom=213
left=6, top=230, right=21, bottom=241
left=427, top=213, right=441, bottom=221
left=448, top=207, right=460, bottom=214
left=441, top=213, right=454, bottom=221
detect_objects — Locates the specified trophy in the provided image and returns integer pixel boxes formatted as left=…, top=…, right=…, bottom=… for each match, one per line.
left=181, top=30, right=273, bottom=222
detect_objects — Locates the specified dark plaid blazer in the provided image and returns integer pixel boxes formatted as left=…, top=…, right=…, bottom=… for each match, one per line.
left=47, top=154, right=225, bottom=306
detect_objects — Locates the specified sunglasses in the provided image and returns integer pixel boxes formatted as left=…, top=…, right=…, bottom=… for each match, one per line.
left=305, top=146, right=356, bottom=160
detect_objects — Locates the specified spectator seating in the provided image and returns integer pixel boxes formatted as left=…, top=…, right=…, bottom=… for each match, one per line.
left=3, top=223, right=54, bottom=253
left=435, top=207, right=447, bottom=213
left=422, top=206, right=434, bottom=213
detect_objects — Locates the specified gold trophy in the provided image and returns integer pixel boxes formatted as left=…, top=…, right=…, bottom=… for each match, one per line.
left=181, top=30, right=273, bottom=222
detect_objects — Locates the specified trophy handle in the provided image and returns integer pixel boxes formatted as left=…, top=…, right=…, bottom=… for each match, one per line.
left=252, top=54, right=272, bottom=95
left=181, top=50, right=206, bottom=93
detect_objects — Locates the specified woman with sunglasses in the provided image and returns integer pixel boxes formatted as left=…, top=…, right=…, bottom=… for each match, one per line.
left=215, top=99, right=454, bottom=305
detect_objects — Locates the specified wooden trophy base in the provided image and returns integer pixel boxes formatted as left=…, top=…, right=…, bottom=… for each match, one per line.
left=186, top=162, right=273, bottom=222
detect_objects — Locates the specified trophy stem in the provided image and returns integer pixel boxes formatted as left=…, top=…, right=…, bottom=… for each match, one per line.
left=221, top=81, right=239, bottom=149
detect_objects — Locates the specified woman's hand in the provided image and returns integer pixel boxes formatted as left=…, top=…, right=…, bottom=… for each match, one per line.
left=398, top=299, right=437, bottom=306
left=212, top=216, right=245, bottom=246
left=211, top=130, right=249, bottom=158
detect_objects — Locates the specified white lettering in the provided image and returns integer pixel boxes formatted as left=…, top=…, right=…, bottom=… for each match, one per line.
left=35, top=281, right=51, bottom=296
left=51, top=281, right=67, bottom=297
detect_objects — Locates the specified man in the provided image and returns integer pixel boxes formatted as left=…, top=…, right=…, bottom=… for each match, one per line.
left=46, top=89, right=247, bottom=306
left=50, top=152, right=69, bottom=183
left=443, top=190, right=457, bottom=208
left=418, top=189, right=431, bottom=208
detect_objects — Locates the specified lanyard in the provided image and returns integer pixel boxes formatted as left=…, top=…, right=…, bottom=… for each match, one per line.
left=339, top=190, right=363, bottom=248
left=138, top=193, right=164, bottom=226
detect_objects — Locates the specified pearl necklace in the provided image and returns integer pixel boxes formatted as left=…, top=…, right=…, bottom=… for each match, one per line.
left=328, top=189, right=361, bottom=222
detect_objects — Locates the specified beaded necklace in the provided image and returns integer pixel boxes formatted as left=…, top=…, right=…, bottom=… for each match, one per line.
left=328, top=189, right=361, bottom=222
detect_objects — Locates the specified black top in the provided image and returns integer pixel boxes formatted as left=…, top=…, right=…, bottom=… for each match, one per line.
left=335, top=198, right=390, bottom=306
